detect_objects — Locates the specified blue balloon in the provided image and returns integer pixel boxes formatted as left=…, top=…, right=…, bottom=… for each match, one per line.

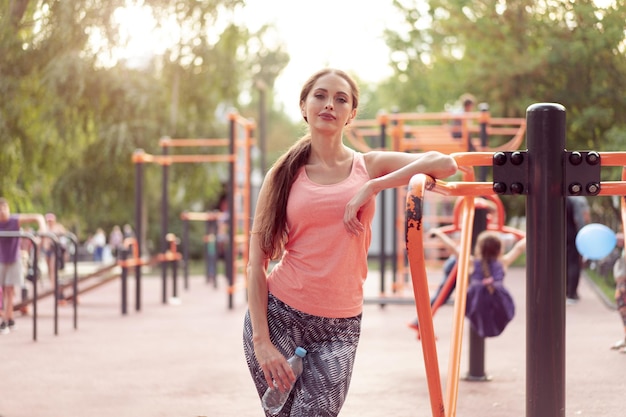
left=575, top=223, right=617, bottom=260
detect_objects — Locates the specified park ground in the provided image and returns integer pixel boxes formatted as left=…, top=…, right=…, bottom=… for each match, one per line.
left=0, top=263, right=624, bottom=417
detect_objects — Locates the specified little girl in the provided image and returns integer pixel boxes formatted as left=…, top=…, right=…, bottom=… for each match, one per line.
left=422, top=228, right=525, bottom=338
left=465, top=231, right=519, bottom=337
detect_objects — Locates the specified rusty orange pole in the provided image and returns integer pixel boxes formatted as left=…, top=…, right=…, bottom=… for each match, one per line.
left=406, top=174, right=445, bottom=417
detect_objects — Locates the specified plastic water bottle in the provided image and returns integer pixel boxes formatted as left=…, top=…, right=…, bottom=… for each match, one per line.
left=262, top=347, right=307, bottom=415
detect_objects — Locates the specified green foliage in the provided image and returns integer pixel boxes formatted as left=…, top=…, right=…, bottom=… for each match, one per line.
left=0, top=0, right=290, bottom=245
left=382, top=0, right=626, bottom=221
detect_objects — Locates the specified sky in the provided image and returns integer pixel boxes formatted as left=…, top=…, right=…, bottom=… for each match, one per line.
left=235, top=0, right=405, bottom=119
left=111, top=1, right=406, bottom=120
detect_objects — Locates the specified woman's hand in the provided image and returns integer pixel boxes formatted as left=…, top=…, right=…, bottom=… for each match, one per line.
left=254, top=340, right=296, bottom=392
left=343, top=181, right=376, bottom=236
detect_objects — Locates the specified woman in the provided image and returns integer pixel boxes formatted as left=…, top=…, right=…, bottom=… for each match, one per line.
left=242, top=68, right=457, bottom=416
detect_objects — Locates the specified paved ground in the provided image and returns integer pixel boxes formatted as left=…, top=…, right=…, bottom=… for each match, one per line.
left=1, top=263, right=624, bottom=417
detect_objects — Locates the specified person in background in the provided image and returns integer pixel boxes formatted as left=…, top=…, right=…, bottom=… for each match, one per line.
left=242, top=68, right=457, bottom=416
left=0, top=198, right=47, bottom=334
left=91, top=228, right=106, bottom=262
left=451, top=93, right=476, bottom=140
left=610, top=233, right=626, bottom=353
left=566, top=196, right=591, bottom=304
left=108, top=225, right=124, bottom=259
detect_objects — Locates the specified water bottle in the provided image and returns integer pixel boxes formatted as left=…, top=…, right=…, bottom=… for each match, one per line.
left=262, top=346, right=307, bottom=415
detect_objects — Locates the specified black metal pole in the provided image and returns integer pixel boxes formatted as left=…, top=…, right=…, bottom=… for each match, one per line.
left=182, top=216, right=189, bottom=290
left=258, top=83, right=267, bottom=175
left=120, top=249, right=128, bottom=315
left=478, top=104, right=489, bottom=180
left=207, top=218, right=217, bottom=287
left=227, top=116, right=236, bottom=309
left=466, top=207, right=489, bottom=380
left=526, top=103, right=566, bottom=417
left=32, top=235, right=38, bottom=341
left=161, top=142, right=169, bottom=304
left=134, top=150, right=144, bottom=312
left=39, top=232, right=60, bottom=335
left=172, top=259, right=178, bottom=298
left=64, top=232, right=79, bottom=329
left=379, top=118, right=387, bottom=302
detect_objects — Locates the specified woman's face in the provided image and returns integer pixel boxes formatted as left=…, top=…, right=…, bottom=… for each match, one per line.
left=301, top=73, right=356, bottom=133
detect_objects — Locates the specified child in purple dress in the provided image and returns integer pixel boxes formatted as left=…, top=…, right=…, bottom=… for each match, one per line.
left=465, top=231, right=517, bottom=337
left=427, top=228, right=526, bottom=338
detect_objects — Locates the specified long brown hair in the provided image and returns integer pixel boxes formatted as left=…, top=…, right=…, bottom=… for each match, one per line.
left=253, top=68, right=359, bottom=259
left=474, top=231, right=502, bottom=278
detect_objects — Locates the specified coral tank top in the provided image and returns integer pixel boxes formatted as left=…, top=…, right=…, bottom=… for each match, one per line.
left=267, top=152, right=375, bottom=318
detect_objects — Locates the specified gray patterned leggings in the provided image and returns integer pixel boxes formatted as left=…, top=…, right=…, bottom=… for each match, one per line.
left=243, top=293, right=362, bottom=417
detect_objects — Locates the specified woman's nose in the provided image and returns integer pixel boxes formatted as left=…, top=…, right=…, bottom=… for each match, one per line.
left=325, top=100, right=333, bottom=109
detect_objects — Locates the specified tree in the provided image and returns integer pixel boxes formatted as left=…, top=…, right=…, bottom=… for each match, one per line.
left=0, top=0, right=291, bottom=245
left=382, top=0, right=626, bottom=223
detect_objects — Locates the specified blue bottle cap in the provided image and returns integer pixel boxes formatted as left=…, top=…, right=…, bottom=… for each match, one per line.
left=295, top=347, right=307, bottom=357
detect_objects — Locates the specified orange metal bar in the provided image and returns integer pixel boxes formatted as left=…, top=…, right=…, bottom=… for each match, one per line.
left=597, top=182, right=626, bottom=196
left=159, top=138, right=231, bottom=147
left=444, top=197, right=474, bottom=417
left=132, top=153, right=236, bottom=165
left=596, top=152, right=626, bottom=166
left=406, top=174, right=446, bottom=417
left=181, top=211, right=221, bottom=222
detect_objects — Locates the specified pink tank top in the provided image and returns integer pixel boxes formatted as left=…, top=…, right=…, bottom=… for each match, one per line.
left=267, top=152, right=375, bottom=318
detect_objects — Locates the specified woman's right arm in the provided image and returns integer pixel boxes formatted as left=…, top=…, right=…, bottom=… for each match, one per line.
left=247, top=178, right=296, bottom=391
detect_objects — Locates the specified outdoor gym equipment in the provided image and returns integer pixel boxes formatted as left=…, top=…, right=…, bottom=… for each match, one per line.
left=349, top=108, right=525, bottom=303
left=132, top=112, right=254, bottom=310
left=405, top=103, right=623, bottom=417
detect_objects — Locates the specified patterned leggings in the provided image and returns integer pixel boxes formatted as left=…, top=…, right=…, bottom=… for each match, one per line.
left=243, top=294, right=362, bottom=417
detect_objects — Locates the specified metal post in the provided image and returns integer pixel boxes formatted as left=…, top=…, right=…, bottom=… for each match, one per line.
left=379, top=118, right=387, bottom=301
left=526, top=103, right=566, bottom=417
left=39, top=232, right=60, bottom=335
left=120, top=249, right=128, bottom=315
left=161, top=142, right=169, bottom=304
left=32, top=235, right=39, bottom=341
left=466, top=207, right=489, bottom=380
left=182, top=217, right=189, bottom=290
left=227, top=116, right=236, bottom=309
left=207, top=218, right=218, bottom=287
left=478, top=104, right=490, bottom=180
left=134, top=150, right=144, bottom=312
left=64, top=233, right=79, bottom=329
left=172, top=259, right=178, bottom=298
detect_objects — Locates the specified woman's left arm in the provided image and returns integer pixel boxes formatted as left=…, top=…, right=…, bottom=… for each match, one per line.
left=365, top=150, right=458, bottom=190
left=343, top=151, right=457, bottom=235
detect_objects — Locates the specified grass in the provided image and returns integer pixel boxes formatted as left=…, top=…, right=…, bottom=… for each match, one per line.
left=585, top=267, right=617, bottom=306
